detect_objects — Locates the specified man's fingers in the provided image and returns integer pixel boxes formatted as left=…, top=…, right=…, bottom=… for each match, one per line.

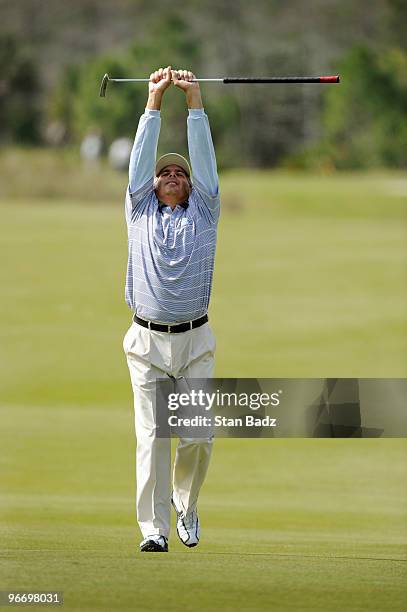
left=149, top=67, right=174, bottom=88
left=170, top=69, right=195, bottom=81
left=171, top=68, right=198, bottom=87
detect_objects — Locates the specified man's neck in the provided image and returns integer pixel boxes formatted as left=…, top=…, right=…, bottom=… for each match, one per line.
left=157, top=195, right=188, bottom=210
left=159, top=197, right=179, bottom=209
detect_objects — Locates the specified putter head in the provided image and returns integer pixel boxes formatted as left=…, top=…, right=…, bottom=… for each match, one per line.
left=99, top=73, right=110, bottom=98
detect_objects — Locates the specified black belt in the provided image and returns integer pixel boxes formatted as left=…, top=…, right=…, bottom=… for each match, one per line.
left=133, top=314, right=208, bottom=334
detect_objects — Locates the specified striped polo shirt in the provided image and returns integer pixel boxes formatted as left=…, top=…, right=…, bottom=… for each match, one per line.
left=125, top=108, right=220, bottom=323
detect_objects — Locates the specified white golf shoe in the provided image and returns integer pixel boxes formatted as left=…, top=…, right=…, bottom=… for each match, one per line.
left=139, top=534, right=168, bottom=552
left=171, top=495, right=200, bottom=548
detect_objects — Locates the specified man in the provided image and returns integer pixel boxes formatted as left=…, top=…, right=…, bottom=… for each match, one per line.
left=123, top=66, right=220, bottom=553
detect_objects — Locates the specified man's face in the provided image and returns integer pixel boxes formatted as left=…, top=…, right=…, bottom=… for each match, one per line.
left=155, top=164, right=191, bottom=204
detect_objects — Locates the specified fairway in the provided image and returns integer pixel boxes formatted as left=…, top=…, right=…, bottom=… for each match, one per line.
left=1, top=170, right=406, bottom=610
left=2, top=409, right=406, bottom=611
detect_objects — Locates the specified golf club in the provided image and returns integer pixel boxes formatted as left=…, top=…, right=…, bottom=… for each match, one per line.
left=99, top=73, right=340, bottom=97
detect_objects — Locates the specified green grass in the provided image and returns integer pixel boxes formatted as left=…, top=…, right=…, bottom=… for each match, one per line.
left=1, top=167, right=406, bottom=610
left=1, top=407, right=406, bottom=611
left=1, top=170, right=406, bottom=407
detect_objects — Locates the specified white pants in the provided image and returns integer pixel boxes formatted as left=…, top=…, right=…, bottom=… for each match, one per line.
left=123, top=320, right=215, bottom=538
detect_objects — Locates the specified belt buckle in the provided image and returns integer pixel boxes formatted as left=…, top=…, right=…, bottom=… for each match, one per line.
left=168, top=324, right=171, bottom=334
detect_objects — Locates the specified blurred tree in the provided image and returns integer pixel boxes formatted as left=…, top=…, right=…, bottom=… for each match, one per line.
left=47, top=65, right=80, bottom=143
left=321, top=45, right=407, bottom=168
left=47, top=15, right=197, bottom=147
left=386, top=0, right=407, bottom=50
left=48, top=13, right=242, bottom=168
left=7, top=0, right=405, bottom=167
left=0, top=33, right=41, bottom=143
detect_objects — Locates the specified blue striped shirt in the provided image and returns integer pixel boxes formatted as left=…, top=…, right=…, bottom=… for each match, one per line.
left=125, top=108, right=220, bottom=323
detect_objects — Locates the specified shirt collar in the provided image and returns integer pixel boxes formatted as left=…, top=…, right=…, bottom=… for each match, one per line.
left=158, top=199, right=189, bottom=210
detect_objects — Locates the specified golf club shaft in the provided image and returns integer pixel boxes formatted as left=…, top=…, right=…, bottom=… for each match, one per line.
left=108, top=76, right=339, bottom=83
left=99, top=73, right=340, bottom=96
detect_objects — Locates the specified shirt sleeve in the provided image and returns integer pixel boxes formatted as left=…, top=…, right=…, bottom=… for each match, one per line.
left=187, top=109, right=220, bottom=209
left=127, top=109, right=161, bottom=212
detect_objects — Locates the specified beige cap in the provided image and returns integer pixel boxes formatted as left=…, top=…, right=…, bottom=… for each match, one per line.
left=155, top=153, right=191, bottom=178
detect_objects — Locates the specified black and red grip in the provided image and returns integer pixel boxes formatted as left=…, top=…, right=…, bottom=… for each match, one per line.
left=223, top=76, right=340, bottom=84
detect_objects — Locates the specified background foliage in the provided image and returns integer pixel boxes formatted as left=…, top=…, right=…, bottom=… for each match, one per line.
left=0, top=0, right=406, bottom=168
left=1, top=5, right=406, bottom=609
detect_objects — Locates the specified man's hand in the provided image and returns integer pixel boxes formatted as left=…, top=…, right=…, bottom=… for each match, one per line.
left=149, top=66, right=172, bottom=95
left=146, top=66, right=172, bottom=110
left=172, top=69, right=203, bottom=109
left=171, top=69, right=198, bottom=92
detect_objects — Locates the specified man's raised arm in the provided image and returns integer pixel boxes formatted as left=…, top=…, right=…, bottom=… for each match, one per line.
left=172, top=69, right=219, bottom=199
left=128, top=67, right=172, bottom=195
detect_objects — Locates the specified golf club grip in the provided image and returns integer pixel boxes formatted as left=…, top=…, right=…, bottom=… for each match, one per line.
left=223, top=76, right=340, bottom=84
